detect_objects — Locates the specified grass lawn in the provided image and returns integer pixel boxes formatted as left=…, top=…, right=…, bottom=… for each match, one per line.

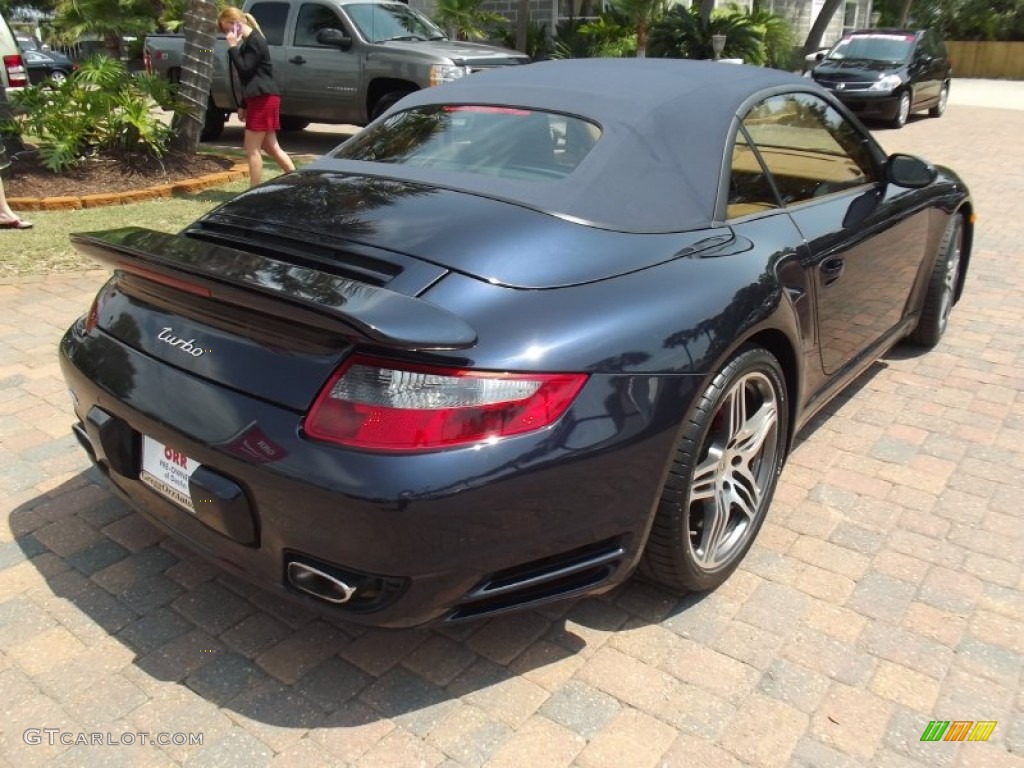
left=2, top=180, right=251, bottom=277
left=1, top=151, right=316, bottom=279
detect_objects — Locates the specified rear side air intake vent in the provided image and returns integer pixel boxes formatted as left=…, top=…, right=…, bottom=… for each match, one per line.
left=447, top=539, right=626, bottom=621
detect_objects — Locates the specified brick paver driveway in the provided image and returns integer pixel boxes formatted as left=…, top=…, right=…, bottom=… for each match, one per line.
left=1, top=95, right=1022, bottom=768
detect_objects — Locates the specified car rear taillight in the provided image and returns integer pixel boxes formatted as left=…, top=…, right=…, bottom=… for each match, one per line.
left=3, top=54, right=27, bottom=87
left=84, top=295, right=100, bottom=334
left=304, top=355, right=587, bottom=452
left=143, top=49, right=151, bottom=73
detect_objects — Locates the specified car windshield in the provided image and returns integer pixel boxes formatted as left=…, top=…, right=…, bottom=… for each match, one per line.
left=344, top=3, right=446, bottom=42
left=334, top=105, right=602, bottom=182
left=826, top=33, right=915, bottom=63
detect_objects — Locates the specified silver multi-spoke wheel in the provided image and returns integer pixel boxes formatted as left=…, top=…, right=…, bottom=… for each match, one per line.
left=688, top=371, right=779, bottom=570
left=640, top=346, right=788, bottom=593
left=910, top=214, right=966, bottom=348
left=937, top=221, right=963, bottom=333
left=893, top=91, right=911, bottom=128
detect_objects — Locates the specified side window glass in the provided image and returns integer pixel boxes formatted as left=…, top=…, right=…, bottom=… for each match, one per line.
left=249, top=2, right=289, bottom=46
left=726, top=130, right=780, bottom=219
left=742, top=93, right=877, bottom=206
left=295, top=4, right=344, bottom=47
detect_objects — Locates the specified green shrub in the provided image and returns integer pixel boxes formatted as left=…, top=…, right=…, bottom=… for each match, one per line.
left=4, top=56, right=180, bottom=173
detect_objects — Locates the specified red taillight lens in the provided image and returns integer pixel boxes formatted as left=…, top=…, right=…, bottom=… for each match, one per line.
left=3, top=54, right=27, bottom=88
left=84, top=295, right=100, bottom=334
left=304, top=355, right=587, bottom=452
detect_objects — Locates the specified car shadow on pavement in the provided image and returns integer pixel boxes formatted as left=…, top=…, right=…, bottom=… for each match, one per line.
left=7, top=472, right=693, bottom=739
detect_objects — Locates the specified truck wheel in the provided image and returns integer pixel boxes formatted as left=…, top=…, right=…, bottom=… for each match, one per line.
left=370, top=90, right=414, bottom=121
left=279, top=117, right=310, bottom=133
left=200, top=96, right=226, bottom=142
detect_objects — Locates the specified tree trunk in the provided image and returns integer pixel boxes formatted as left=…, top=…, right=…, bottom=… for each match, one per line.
left=171, top=0, right=219, bottom=155
left=803, top=0, right=844, bottom=55
left=636, top=20, right=647, bottom=57
left=515, top=0, right=530, bottom=53
left=899, top=0, right=913, bottom=26
left=105, top=32, right=121, bottom=59
left=699, top=0, right=715, bottom=23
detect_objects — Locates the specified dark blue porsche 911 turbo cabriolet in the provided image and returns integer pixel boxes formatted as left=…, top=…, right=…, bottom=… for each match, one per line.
left=60, top=59, right=971, bottom=627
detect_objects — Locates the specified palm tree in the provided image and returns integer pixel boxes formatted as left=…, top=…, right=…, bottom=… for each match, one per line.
left=648, top=5, right=763, bottom=62
left=802, top=0, right=843, bottom=55
left=432, top=0, right=507, bottom=41
left=53, top=0, right=155, bottom=59
left=170, top=0, right=219, bottom=154
left=613, top=0, right=669, bottom=57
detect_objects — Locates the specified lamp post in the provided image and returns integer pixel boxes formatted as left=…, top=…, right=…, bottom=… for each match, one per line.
left=712, top=34, right=727, bottom=61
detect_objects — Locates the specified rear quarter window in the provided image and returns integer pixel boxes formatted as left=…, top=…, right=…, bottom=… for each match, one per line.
left=334, top=105, right=602, bottom=182
left=249, top=2, right=289, bottom=46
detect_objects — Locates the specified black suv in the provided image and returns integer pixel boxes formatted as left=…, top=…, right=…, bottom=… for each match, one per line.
left=810, top=29, right=952, bottom=129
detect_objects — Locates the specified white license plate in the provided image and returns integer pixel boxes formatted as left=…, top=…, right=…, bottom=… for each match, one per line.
left=140, top=436, right=199, bottom=514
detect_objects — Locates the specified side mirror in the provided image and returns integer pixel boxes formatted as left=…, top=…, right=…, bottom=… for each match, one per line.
left=815, top=51, right=825, bottom=61
left=317, top=28, right=353, bottom=51
left=886, top=153, right=937, bottom=188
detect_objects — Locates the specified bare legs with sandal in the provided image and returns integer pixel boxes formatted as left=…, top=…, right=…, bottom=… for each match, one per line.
left=0, top=177, right=32, bottom=230
left=239, top=113, right=294, bottom=187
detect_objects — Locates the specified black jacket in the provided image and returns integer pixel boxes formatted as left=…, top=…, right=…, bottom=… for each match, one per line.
left=227, top=31, right=280, bottom=107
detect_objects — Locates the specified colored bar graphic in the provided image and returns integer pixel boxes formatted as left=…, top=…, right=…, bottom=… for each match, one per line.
left=944, top=721, right=974, bottom=741
left=920, top=720, right=997, bottom=742
left=967, top=722, right=997, bottom=742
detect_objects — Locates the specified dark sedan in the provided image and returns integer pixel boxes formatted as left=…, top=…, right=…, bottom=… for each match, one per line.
left=810, top=29, right=953, bottom=128
left=60, top=59, right=972, bottom=627
left=21, top=48, right=76, bottom=85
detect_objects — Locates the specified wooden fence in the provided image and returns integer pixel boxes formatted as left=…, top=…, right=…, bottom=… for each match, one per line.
left=947, top=41, right=1024, bottom=79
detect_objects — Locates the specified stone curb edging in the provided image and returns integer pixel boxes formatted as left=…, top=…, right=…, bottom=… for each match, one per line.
left=8, top=162, right=250, bottom=211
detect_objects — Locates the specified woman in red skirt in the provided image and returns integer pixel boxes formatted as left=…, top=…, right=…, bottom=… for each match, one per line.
left=219, top=7, right=295, bottom=186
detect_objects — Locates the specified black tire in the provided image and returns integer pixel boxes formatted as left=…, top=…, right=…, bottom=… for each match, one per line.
left=200, top=95, right=226, bottom=142
left=929, top=83, right=949, bottom=118
left=908, top=213, right=965, bottom=348
left=891, top=90, right=911, bottom=129
left=370, top=89, right=414, bottom=121
left=279, top=116, right=310, bottom=133
left=639, top=346, right=789, bottom=593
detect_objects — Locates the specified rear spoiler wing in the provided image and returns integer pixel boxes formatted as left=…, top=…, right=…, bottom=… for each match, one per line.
left=71, top=227, right=477, bottom=351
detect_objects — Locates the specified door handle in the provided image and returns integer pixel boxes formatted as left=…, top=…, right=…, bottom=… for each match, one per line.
left=289, top=56, right=306, bottom=65
left=820, top=256, right=845, bottom=285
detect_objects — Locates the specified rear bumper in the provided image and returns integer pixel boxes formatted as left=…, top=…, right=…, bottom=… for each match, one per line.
left=60, top=320, right=693, bottom=627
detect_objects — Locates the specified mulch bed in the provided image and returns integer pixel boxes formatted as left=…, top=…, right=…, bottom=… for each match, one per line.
left=3, top=151, right=238, bottom=199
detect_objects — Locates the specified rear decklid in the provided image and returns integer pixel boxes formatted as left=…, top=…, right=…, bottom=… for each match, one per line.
left=190, top=170, right=734, bottom=289
left=71, top=227, right=475, bottom=410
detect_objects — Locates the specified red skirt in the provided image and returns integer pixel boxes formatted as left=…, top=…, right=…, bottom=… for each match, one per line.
left=245, top=94, right=281, bottom=132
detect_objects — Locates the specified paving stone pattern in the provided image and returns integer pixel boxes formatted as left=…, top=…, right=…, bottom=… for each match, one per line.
left=1, top=102, right=1022, bottom=767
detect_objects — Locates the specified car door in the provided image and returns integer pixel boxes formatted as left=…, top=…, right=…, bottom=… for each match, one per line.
left=247, top=2, right=292, bottom=93
left=909, top=32, right=941, bottom=106
left=740, top=92, right=929, bottom=375
left=280, top=1, right=362, bottom=122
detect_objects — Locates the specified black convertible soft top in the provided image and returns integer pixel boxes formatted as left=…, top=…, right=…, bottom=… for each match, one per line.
left=312, top=58, right=822, bottom=233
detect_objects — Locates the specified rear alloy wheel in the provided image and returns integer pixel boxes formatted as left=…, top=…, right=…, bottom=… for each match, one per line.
left=48, top=70, right=68, bottom=86
left=279, top=116, right=310, bottom=132
left=929, top=83, right=949, bottom=117
left=891, top=91, right=911, bottom=129
left=640, top=346, right=789, bottom=592
left=909, top=213, right=964, bottom=347
left=370, top=89, right=414, bottom=121
left=200, top=95, right=226, bottom=142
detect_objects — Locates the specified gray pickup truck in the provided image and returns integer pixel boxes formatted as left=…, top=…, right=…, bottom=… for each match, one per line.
left=144, top=0, right=529, bottom=140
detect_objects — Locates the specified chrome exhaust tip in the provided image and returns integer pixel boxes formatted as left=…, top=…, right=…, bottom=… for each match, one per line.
left=287, top=561, right=357, bottom=604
